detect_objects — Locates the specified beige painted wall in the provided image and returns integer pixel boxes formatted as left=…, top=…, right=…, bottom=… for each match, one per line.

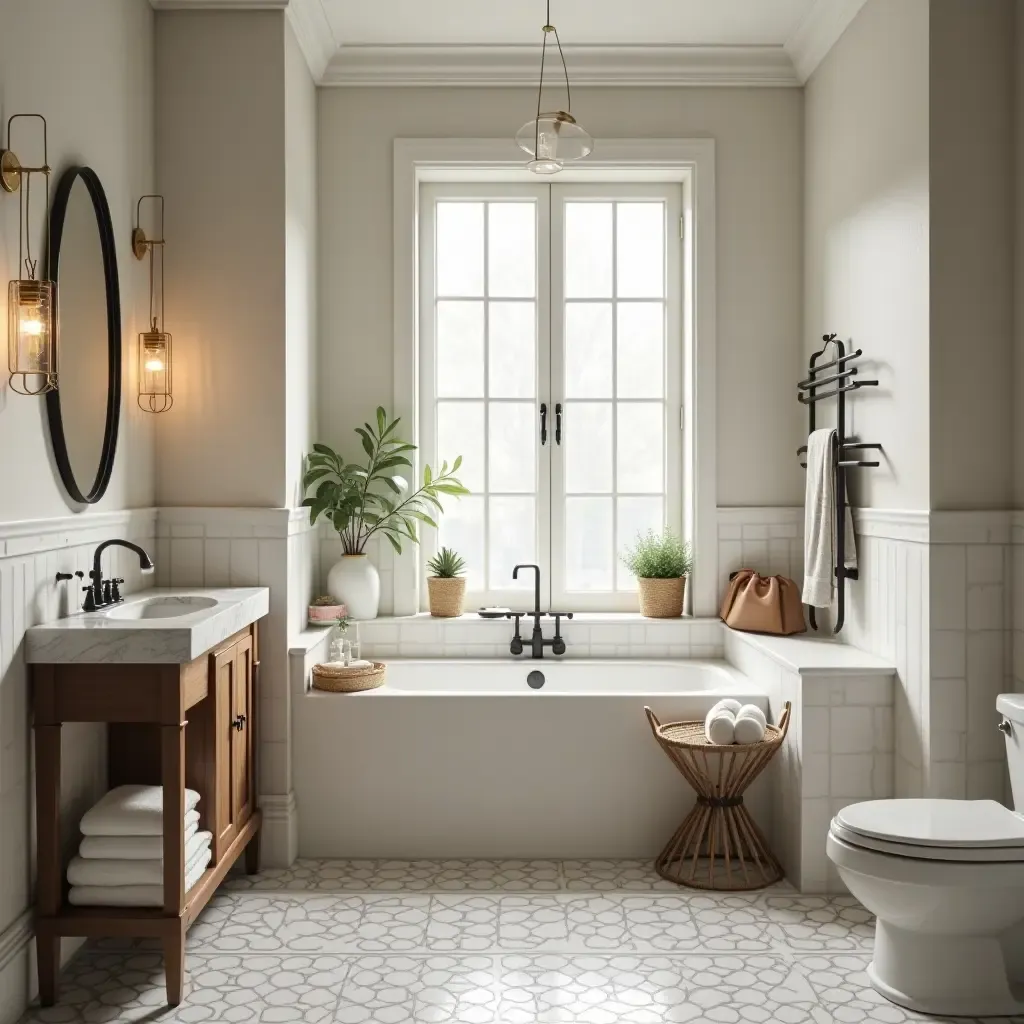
left=803, top=0, right=931, bottom=510
left=318, top=86, right=805, bottom=508
left=0, top=0, right=155, bottom=520
left=929, top=0, right=1014, bottom=511
left=155, top=10, right=287, bottom=507
left=1015, top=0, right=1024, bottom=507
left=285, top=21, right=318, bottom=509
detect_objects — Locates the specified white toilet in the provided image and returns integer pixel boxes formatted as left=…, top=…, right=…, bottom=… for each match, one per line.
left=826, top=693, right=1024, bottom=1017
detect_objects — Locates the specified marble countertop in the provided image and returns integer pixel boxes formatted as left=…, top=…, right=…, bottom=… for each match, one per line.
left=26, top=587, right=270, bottom=665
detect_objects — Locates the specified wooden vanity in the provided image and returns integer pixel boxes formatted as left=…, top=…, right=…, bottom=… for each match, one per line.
left=31, top=618, right=263, bottom=1006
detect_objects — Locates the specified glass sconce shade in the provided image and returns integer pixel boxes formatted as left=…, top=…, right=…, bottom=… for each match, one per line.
left=516, top=112, right=593, bottom=175
left=139, top=326, right=172, bottom=413
left=8, top=277, right=56, bottom=394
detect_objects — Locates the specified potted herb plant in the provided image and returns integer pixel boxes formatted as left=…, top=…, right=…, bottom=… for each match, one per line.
left=302, top=407, right=468, bottom=620
left=621, top=529, right=693, bottom=618
left=426, top=547, right=467, bottom=618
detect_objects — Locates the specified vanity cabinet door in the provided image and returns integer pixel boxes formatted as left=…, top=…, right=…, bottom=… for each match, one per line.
left=231, top=633, right=254, bottom=829
left=211, top=645, right=238, bottom=858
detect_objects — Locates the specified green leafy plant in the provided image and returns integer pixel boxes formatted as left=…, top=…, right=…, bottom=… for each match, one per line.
left=621, top=529, right=693, bottom=580
left=426, top=547, right=466, bottom=579
left=302, top=407, right=469, bottom=556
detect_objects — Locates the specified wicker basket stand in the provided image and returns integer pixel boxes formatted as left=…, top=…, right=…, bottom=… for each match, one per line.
left=644, top=701, right=791, bottom=891
left=312, top=661, right=386, bottom=693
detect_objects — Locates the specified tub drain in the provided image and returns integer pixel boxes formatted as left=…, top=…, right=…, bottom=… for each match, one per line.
left=527, top=670, right=545, bottom=689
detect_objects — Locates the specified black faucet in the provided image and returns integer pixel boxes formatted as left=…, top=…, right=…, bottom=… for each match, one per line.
left=85, top=539, right=155, bottom=611
left=509, top=564, right=572, bottom=659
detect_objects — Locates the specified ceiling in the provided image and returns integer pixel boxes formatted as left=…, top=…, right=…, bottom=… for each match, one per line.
left=320, top=0, right=817, bottom=48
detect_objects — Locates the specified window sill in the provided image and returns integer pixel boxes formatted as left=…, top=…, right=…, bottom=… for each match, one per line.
left=350, top=613, right=724, bottom=660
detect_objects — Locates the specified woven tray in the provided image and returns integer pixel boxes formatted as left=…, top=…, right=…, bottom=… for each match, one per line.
left=311, top=661, right=386, bottom=693
left=648, top=713, right=788, bottom=753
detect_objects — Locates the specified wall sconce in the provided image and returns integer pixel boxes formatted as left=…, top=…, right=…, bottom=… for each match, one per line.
left=132, top=195, right=172, bottom=413
left=1, top=114, right=56, bottom=395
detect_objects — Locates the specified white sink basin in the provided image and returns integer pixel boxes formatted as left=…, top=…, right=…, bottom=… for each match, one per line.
left=105, top=596, right=219, bottom=621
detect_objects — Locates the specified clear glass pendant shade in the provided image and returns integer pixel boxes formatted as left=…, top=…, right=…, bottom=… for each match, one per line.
left=8, top=277, right=56, bottom=395
left=516, top=112, right=593, bottom=174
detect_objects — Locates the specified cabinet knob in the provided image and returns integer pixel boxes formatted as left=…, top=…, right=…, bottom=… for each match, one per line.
left=233, top=714, right=246, bottom=732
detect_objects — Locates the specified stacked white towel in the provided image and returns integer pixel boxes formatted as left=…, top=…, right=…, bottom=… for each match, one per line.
left=704, top=700, right=768, bottom=745
left=67, top=785, right=212, bottom=907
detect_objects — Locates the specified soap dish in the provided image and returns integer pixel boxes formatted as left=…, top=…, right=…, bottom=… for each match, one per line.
left=477, top=607, right=512, bottom=619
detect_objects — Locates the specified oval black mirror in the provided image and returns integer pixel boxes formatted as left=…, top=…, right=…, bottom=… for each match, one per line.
left=45, top=166, right=121, bottom=504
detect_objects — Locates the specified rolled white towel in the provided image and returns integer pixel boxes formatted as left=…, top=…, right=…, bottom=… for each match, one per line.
left=734, top=704, right=767, bottom=744
left=705, top=709, right=736, bottom=745
left=708, top=698, right=742, bottom=719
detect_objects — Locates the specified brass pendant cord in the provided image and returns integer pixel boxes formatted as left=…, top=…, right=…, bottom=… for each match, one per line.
left=533, top=0, right=573, bottom=159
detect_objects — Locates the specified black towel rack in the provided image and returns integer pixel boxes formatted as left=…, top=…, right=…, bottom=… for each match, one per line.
left=797, top=334, right=882, bottom=634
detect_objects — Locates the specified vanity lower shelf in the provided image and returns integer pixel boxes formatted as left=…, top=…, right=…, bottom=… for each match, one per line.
left=31, top=619, right=263, bottom=1007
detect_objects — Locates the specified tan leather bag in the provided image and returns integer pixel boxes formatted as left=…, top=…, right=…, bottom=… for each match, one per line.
left=720, top=570, right=806, bottom=636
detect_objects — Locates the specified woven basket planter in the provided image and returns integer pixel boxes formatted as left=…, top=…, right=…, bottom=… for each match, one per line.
left=638, top=576, right=686, bottom=618
left=427, top=577, right=466, bottom=618
left=312, top=661, right=386, bottom=693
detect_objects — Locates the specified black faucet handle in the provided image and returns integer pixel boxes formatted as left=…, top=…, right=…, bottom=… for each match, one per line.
left=111, top=578, right=125, bottom=602
left=102, top=580, right=113, bottom=604
left=82, top=586, right=97, bottom=612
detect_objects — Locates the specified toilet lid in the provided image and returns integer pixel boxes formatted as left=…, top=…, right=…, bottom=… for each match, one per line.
left=835, top=799, right=1024, bottom=849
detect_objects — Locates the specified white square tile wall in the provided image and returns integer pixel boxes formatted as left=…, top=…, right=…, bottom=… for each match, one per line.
left=716, top=507, right=804, bottom=603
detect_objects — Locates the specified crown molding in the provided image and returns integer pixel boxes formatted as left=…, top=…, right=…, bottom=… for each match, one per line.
left=784, top=0, right=867, bottom=83
left=322, top=44, right=801, bottom=88
left=150, top=0, right=289, bottom=7
left=286, top=0, right=336, bottom=81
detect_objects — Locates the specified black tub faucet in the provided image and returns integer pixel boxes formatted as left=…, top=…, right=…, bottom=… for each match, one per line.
left=509, top=564, right=572, bottom=659
left=85, top=539, right=155, bottom=611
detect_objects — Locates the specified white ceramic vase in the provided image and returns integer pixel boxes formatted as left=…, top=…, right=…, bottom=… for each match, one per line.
left=327, top=554, right=380, bottom=620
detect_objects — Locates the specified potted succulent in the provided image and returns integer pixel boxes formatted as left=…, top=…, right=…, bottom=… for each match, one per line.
left=621, top=529, right=693, bottom=618
left=426, top=547, right=467, bottom=618
left=302, top=407, right=469, bottom=620
left=308, top=594, right=347, bottom=627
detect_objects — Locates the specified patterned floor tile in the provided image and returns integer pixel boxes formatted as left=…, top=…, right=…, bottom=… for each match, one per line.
left=562, top=860, right=680, bottom=892
left=497, top=953, right=819, bottom=1024
left=208, top=894, right=431, bottom=953
left=21, top=951, right=351, bottom=1023
left=224, top=859, right=379, bottom=891
left=336, top=955, right=497, bottom=1023
left=427, top=896, right=499, bottom=951
left=763, top=895, right=874, bottom=951
left=618, top=897, right=699, bottom=952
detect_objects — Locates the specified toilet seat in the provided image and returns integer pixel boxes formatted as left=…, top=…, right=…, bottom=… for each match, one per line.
left=832, top=799, right=1024, bottom=863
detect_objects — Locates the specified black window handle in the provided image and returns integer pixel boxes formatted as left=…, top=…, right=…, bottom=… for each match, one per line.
left=540, top=403, right=548, bottom=446
left=555, top=403, right=563, bottom=445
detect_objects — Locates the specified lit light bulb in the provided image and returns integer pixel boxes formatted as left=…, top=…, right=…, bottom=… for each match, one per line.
left=144, top=355, right=165, bottom=372
left=20, top=314, right=44, bottom=336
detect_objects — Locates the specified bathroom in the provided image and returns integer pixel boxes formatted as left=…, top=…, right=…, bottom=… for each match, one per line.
left=1, top=0, right=1024, bottom=1019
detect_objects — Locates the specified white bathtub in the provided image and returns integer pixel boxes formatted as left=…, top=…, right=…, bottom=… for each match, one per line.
left=294, top=659, right=770, bottom=859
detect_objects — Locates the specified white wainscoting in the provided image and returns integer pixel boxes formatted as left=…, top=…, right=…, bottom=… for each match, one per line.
left=0, top=508, right=157, bottom=1024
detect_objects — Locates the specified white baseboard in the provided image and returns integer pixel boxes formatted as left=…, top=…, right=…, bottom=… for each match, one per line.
left=260, top=792, right=298, bottom=868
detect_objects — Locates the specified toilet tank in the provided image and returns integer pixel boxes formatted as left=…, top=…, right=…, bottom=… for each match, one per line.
left=997, top=694, right=1024, bottom=810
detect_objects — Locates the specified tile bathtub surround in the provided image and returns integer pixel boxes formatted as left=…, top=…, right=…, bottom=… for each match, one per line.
left=0, top=509, right=158, bottom=1023
left=353, top=614, right=726, bottom=660
left=725, top=631, right=896, bottom=895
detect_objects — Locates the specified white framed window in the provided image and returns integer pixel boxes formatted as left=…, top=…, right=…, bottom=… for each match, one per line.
left=419, top=181, right=682, bottom=611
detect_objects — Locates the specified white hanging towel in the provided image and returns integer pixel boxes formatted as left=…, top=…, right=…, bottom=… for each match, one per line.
left=802, top=428, right=857, bottom=608
left=79, top=785, right=201, bottom=837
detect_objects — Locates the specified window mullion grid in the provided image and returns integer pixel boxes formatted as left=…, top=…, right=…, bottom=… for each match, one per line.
left=483, top=203, right=491, bottom=592
left=611, top=202, right=619, bottom=591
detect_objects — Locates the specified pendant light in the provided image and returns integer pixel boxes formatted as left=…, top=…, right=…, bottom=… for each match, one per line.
left=516, top=0, right=593, bottom=175
left=132, top=195, right=173, bottom=413
left=1, top=115, right=56, bottom=395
